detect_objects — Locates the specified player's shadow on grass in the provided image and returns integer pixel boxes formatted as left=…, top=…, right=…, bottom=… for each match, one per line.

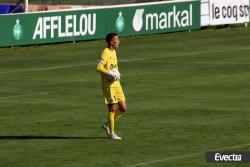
left=0, top=136, right=107, bottom=140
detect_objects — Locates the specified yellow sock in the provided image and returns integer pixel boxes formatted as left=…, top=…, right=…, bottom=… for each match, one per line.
left=115, top=110, right=123, bottom=121
left=108, top=112, right=115, bottom=135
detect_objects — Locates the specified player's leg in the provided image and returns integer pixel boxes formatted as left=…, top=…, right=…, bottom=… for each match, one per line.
left=108, top=103, right=116, bottom=136
left=108, top=103, right=122, bottom=140
left=115, top=84, right=126, bottom=121
left=115, top=101, right=126, bottom=121
left=118, top=101, right=126, bottom=112
left=102, top=87, right=121, bottom=139
left=102, top=87, right=114, bottom=137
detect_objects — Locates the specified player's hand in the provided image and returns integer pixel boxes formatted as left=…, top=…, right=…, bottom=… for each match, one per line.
left=115, top=71, right=121, bottom=80
left=108, top=70, right=118, bottom=80
left=108, top=70, right=116, bottom=79
left=108, top=70, right=120, bottom=81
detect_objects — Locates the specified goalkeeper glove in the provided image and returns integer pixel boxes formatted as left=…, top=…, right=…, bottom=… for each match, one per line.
left=108, top=70, right=121, bottom=81
left=115, top=71, right=121, bottom=80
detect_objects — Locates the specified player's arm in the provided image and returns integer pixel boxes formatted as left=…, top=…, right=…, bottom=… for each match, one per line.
left=97, top=49, right=109, bottom=74
left=97, top=59, right=109, bottom=75
left=97, top=62, right=119, bottom=80
left=96, top=53, right=119, bottom=80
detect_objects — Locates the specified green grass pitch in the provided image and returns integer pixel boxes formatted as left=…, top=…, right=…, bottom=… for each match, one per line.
left=0, top=26, right=250, bottom=167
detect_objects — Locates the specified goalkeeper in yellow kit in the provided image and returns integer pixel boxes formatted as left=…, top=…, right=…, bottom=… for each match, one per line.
left=96, top=33, right=126, bottom=140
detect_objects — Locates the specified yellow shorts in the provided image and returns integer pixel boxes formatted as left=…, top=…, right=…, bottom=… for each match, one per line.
left=103, top=85, right=125, bottom=104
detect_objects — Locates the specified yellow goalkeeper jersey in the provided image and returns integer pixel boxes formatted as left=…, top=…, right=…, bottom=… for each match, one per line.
left=97, top=48, right=120, bottom=88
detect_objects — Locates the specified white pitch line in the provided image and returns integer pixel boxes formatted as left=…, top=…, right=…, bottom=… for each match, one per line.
left=139, top=60, right=250, bottom=65
left=128, top=143, right=250, bottom=167
left=120, top=46, right=250, bottom=63
left=0, top=92, right=50, bottom=100
left=0, top=63, right=92, bottom=74
left=1, top=46, right=250, bottom=75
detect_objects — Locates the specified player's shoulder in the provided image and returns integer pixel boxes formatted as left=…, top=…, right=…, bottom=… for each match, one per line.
left=101, top=48, right=109, bottom=56
left=99, top=48, right=107, bottom=60
left=102, top=48, right=110, bottom=54
left=101, top=48, right=114, bottom=58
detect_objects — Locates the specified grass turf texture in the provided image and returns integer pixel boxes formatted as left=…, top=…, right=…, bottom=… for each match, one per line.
left=0, top=26, right=250, bottom=167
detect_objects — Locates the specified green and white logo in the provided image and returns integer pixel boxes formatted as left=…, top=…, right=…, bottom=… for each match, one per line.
left=13, top=19, right=23, bottom=40
left=133, top=9, right=144, bottom=32
left=116, top=11, right=125, bottom=32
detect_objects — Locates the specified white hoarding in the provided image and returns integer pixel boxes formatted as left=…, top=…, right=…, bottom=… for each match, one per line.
left=201, top=0, right=209, bottom=26
left=210, top=0, right=249, bottom=25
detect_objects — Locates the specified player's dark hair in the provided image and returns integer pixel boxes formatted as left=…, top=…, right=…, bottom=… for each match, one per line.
left=106, top=33, right=118, bottom=43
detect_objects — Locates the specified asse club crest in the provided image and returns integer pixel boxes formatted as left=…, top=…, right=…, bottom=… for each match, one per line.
left=13, top=19, right=23, bottom=40
left=116, top=11, right=125, bottom=32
